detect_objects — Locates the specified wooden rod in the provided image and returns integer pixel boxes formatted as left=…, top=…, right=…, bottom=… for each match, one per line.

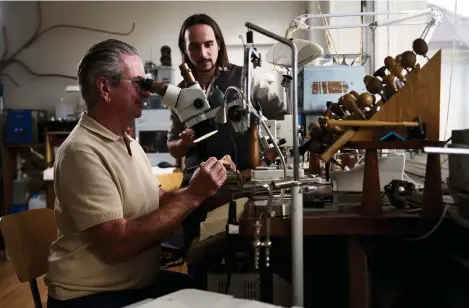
left=326, top=119, right=419, bottom=127
left=320, top=130, right=356, bottom=163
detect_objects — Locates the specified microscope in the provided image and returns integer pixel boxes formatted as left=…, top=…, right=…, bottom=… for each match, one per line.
left=139, top=63, right=225, bottom=143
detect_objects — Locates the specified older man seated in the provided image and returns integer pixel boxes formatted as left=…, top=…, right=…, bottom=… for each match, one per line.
left=44, top=39, right=233, bottom=308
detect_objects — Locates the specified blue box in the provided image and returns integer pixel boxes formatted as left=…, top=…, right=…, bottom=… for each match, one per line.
left=8, top=204, right=28, bottom=214
left=5, top=109, right=33, bottom=144
left=298, top=65, right=366, bottom=114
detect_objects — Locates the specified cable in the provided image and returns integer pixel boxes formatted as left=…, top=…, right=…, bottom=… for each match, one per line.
left=316, top=1, right=337, bottom=55
left=442, top=0, right=458, bottom=143
left=448, top=205, right=469, bottom=229
left=402, top=204, right=450, bottom=241
left=440, top=1, right=459, bottom=169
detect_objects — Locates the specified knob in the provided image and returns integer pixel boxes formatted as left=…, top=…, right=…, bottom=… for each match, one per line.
left=342, top=93, right=365, bottom=119
left=412, top=38, right=429, bottom=59
left=395, top=54, right=402, bottom=65
left=366, top=77, right=383, bottom=95
left=330, top=102, right=345, bottom=118
left=356, top=93, right=374, bottom=109
left=349, top=90, right=360, bottom=99
left=363, top=75, right=374, bottom=87
left=401, top=50, right=417, bottom=71
left=194, top=98, right=204, bottom=109
left=382, top=75, right=398, bottom=92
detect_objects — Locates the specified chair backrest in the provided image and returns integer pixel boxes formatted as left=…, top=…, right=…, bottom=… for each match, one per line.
left=0, top=208, right=57, bottom=282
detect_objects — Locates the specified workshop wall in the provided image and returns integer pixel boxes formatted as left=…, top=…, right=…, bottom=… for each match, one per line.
left=0, top=1, right=309, bottom=114
left=2, top=1, right=445, bottom=121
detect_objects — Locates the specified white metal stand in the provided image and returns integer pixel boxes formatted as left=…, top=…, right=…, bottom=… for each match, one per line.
left=245, top=22, right=304, bottom=307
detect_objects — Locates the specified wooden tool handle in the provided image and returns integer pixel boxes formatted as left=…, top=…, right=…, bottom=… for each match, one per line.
left=320, top=130, right=356, bottom=163
left=179, top=63, right=196, bottom=86
left=248, top=119, right=260, bottom=168
left=326, top=119, right=419, bottom=127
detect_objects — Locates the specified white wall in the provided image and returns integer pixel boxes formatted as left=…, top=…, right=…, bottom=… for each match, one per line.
left=327, top=0, right=362, bottom=54
left=0, top=1, right=307, bottom=114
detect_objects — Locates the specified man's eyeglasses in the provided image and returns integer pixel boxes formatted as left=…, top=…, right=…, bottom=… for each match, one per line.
left=111, top=76, right=145, bottom=85
left=109, top=76, right=154, bottom=93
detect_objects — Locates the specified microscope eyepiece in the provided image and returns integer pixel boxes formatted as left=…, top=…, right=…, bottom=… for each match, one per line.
left=139, top=78, right=154, bottom=92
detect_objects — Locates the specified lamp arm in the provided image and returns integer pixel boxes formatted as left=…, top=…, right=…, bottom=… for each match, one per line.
left=368, top=8, right=433, bottom=29
left=419, top=8, right=444, bottom=43
left=287, top=8, right=443, bottom=40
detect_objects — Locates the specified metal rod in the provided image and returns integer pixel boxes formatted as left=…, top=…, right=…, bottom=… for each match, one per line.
left=374, top=10, right=432, bottom=27
left=245, top=22, right=304, bottom=307
left=246, top=47, right=253, bottom=117
left=297, top=9, right=431, bottom=18
left=300, top=21, right=429, bottom=31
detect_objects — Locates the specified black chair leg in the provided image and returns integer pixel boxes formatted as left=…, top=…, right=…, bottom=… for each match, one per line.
left=30, top=279, right=43, bottom=308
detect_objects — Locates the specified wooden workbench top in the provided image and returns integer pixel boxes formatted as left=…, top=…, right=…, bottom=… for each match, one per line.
left=239, top=205, right=445, bottom=237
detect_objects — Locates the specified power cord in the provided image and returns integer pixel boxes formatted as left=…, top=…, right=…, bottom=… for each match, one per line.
left=402, top=204, right=450, bottom=241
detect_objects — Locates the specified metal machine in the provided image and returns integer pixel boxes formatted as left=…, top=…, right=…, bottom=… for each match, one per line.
left=139, top=64, right=231, bottom=143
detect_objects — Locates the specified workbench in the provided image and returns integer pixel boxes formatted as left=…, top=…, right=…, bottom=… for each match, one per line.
left=239, top=198, right=450, bottom=308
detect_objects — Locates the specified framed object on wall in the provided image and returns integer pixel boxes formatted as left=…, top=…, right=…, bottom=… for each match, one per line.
left=299, top=65, right=366, bottom=114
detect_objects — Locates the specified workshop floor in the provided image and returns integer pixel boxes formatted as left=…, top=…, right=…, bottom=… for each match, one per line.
left=0, top=261, right=48, bottom=308
left=0, top=260, right=188, bottom=308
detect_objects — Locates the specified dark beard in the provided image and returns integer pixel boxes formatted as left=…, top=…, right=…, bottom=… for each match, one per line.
left=197, top=60, right=214, bottom=73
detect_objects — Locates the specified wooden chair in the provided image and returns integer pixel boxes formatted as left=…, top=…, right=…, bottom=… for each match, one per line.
left=0, top=208, right=57, bottom=308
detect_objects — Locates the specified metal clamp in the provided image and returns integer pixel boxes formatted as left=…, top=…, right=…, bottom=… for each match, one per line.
left=252, top=184, right=275, bottom=269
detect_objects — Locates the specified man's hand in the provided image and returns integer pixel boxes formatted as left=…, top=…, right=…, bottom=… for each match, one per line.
left=222, top=155, right=237, bottom=171
left=188, top=157, right=227, bottom=198
left=179, top=128, right=196, bottom=148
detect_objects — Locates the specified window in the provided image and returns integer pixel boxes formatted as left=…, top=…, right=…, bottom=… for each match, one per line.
left=372, top=0, right=469, bottom=177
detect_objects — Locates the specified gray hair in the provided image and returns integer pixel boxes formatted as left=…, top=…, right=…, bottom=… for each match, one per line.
left=77, top=39, right=138, bottom=111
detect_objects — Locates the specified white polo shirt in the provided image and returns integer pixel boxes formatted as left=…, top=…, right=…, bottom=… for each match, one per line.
left=45, top=113, right=161, bottom=300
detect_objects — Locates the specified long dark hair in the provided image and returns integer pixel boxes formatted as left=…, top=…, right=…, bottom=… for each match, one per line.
left=178, top=14, right=230, bottom=72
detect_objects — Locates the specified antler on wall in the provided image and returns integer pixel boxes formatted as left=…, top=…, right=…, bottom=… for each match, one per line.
left=0, top=2, right=136, bottom=87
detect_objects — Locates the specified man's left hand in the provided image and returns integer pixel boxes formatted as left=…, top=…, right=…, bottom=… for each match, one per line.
left=222, top=155, right=237, bottom=171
